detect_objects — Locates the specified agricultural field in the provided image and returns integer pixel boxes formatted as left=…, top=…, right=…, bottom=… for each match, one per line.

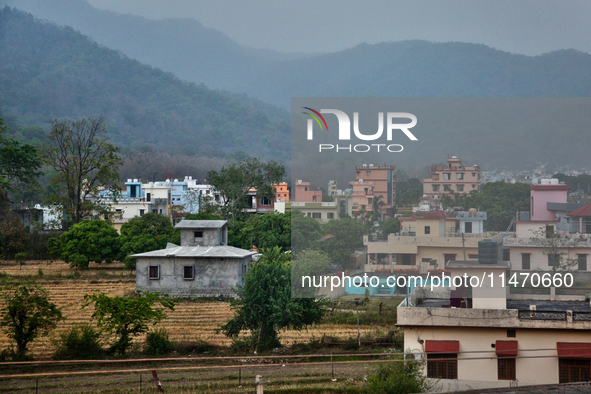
left=0, top=261, right=401, bottom=360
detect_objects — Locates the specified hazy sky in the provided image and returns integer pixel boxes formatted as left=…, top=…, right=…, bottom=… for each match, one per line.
left=87, top=0, right=591, bottom=55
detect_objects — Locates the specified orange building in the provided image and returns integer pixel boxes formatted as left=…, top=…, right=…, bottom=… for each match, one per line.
left=273, top=182, right=290, bottom=202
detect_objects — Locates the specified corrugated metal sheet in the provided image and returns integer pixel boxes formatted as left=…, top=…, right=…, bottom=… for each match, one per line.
left=425, top=340, right=459, bottom=353
left=496, top=340, right=518, bottom=356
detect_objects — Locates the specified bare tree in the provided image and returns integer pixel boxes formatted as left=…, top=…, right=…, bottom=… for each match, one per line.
left=44, top=117, right=122, bottom=227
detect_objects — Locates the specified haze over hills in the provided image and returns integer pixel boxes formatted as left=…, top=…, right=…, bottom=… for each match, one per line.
left=1, top=4, right=591, bottom=171
left=0, top=0, right=311, bottom=93
left=3, top=0, right=591, bottom=110
left=0, top=7, right=289, bottom=162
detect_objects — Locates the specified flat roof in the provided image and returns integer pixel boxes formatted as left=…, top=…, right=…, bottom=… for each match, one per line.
left=175, top=220, right=229, bottom=229
left=131, top=245, right=255, bottom=259
left=446, top=260, right=511, bottom=269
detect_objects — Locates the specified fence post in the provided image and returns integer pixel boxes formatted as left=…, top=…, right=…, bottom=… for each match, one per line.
left=255, top=375, right=264, bottom=394
left=238, top=368, right=241, bottom=386
left=139, top=373, right=142, bottom=393
left=35, top=378, right=38, bottom=394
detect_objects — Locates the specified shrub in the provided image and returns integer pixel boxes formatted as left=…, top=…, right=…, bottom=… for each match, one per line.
left=144, top=328, right=173, bottom=356
left=53, top=324, right=104, bottom=360
left=368, top=361, right=430, bottom=394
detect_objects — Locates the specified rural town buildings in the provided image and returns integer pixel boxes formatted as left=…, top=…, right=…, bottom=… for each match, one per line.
left=423, top=156, right=481, bottom=198
left=350, top=164, right=396, bottom=218
left=364, top=209, right=494, bottom=273
left=133, top=220, right=256, bottom=297
left=398, top=241, right=591, bottom=391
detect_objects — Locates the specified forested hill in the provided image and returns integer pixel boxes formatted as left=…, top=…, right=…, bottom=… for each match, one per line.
left=0, top=7, right=289, bottom=160
left=243, top=41, right=591, bottom=107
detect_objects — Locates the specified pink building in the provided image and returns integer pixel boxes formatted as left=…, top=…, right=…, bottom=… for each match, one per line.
left=350, top=164, right=396, bottom=218
left=530, top=183, right=569, bottom=221
left=294, top=180, right=322, bottom=202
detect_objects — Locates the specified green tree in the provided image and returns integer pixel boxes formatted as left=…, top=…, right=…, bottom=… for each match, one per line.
left=443, top=182, right=530, bottom=231
left=0, top=213, right=28, bottom=259
left=44, top=117, right=122, bottom=227
left=0, top=282, right=64, bottom=360
left=318, top=217, right=366, bottom=266
left=48, top=219, right=121, bottom=269
left=368, top=361, right=430, bottom=394
left=0, top=118, right=42, bottom=211
left=206, top=158, right=285, bottom=221
left=230, top=212, right=290, bottom=251
left=291, top=210, right=322, bottom=253
left=83, top=291, right=175, bottom=356
left=119, top=213, right=179, bottom=270
left=381, top=217, right=401, bottom=235
left=221, top=247, right=328, bottom=352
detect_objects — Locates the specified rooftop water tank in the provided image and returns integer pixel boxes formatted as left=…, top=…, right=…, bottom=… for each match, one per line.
left=478, top=239, right=497, bottom=264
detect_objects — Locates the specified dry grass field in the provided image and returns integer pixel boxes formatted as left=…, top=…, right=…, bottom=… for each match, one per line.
left=0, top=261, right=394, bottom=360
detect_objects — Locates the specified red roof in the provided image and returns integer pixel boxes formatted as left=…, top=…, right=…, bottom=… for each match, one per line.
left=530, top=184, right=570, bottom=191
left=414, top=212, right=449, bottom=220
left=568, top=202, right=591, bottom=217
left=557, top=342, right=591, bottom=358
left=425, top=340, right=459, bottom=353
left=496, top=340, right=518, bottom=356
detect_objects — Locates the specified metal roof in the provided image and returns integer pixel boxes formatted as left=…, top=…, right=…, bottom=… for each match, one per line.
left=174, top=220, right=229, bottom=229
left=131, top=245, right=255, bottom=259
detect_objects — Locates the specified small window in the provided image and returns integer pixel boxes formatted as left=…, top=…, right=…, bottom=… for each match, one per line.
left=522, top=254, right=530, bottom=270
left=139, top=209, right=145, bottom=216
left=425, top=226, right=431, bottom=235
left=183, top=266, right=194, bottom=280
left=546, top=225, right=554, bottom=238
left=468, top=254, right=479, bottom=259
left=457, top=173, right=464, bottom=180
left=149, top=265, right=160, bottom=280
left=194, top=231, right=203, bottom=238
left=307, top=212, right=311, bottom=217
left=261, top=196, right=271, bottom=205
left=327, top=212, right=334, bottom=219
left=427, top=354, right=457, bottom=379
left=312, top=196, right=317, bottom=202
left=498, top=358, right=516, bottom=380
left=432, top=184, right=440, bottom=192
left=146, top=193, right=151, bottom=202
left=548, top=253, right=559, bottom=267
left=312, top=212, right=321, bottom=219
left=159, top=209, right=162, bottom=214
left=152, top=209, right=157, bottom=213
left=507, top=329, right=516, bottom=338
left=443, top=173, right=451, bottom=180
left=444, top=254, right=456, bottom=263
left=578, top=254, right=587, bottom=271
left=443, top=185, right=451, bottom=192
left=401, top=254, right=412, bottom=265
left=367, top=171, right=370, bottom=176
left=456, top=185, right=464, bottom=192
left=502, top=249, right=510, bottom=261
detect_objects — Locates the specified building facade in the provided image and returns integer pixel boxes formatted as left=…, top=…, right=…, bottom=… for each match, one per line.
left=350, top=164, right=396, bottom=218
left=133, top=220, right=255, bottom=298
left=423, top=156, right=481, bottom=198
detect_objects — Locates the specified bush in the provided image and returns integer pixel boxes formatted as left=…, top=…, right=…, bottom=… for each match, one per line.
left=144, top=328, right=173, bottom=356
left=53, top=324, right=104, bottom=360
left=368, top=361, right=430, bottom=394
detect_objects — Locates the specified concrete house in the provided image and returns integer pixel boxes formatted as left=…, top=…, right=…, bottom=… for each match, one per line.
left=398, top=241, right=591, bottom=392
left=133, top=220, right=256, bottom=298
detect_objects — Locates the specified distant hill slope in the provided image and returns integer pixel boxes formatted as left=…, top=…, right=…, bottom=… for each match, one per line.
left=0, top=7, right=289, bottom=160
left=3, top=0, right=591, bottom=110
left=242, top=41, right=591, bottom=107
left=0, top=0, right=309, bottom=92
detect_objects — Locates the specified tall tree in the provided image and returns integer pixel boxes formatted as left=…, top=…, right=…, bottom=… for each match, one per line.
left=0, top=118, right=42, bottom=212
left=206, top=158, right=285, bottom=221
left=44, top=117, right=122, bottom=227
left=221, top=247, right=328, bottom=352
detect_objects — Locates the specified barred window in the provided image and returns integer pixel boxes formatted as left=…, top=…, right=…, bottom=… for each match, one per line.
left=427, top=354, right=457, bottom=379
left=498, top=358, right=516, bottom=380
